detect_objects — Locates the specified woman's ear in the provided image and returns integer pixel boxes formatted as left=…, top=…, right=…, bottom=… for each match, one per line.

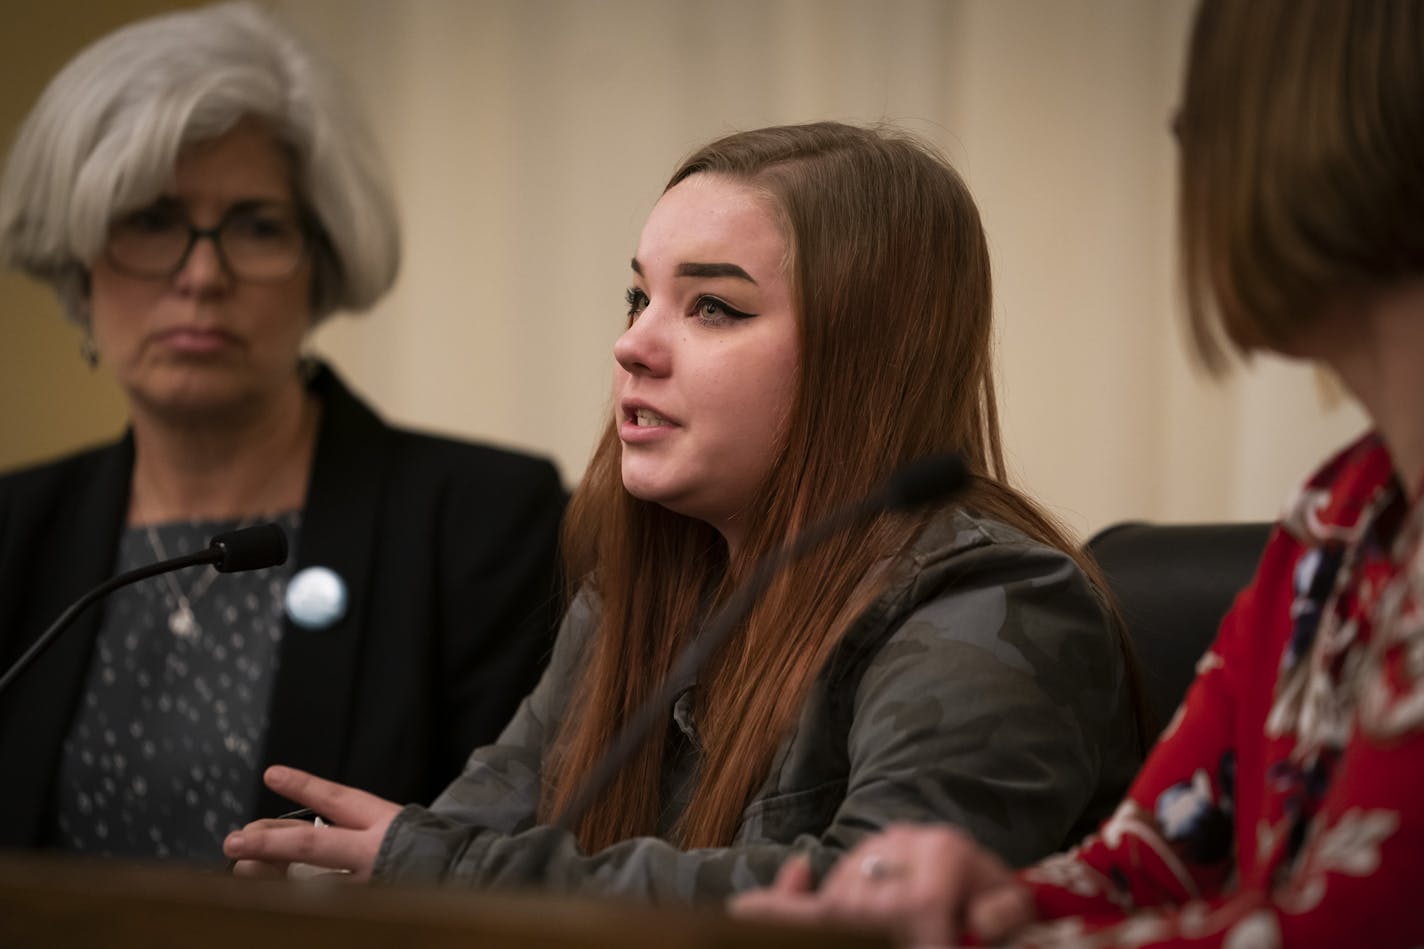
left=75, top=271, right=99, bottom=368
left=60, top=263, right=95, bottom=331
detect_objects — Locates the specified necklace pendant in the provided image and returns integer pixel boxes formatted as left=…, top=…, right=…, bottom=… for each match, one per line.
left=169, top=605, right=199, bottom=638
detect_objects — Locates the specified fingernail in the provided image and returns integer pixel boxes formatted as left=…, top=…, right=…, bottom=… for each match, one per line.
left=266, top=765, right=289, bottom=783
left=226, top=833, right=245, bottom=850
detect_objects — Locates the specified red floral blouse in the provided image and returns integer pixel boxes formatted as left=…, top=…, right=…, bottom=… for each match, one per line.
left=1012, top=434, right=1422, bottom=947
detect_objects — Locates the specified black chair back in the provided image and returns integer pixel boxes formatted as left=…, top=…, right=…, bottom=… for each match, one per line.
left=1087, top=521, right=1272, bottom=731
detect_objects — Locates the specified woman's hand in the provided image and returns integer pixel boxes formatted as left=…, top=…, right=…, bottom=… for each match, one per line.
left=223, top=765, right=400, bottom=882
left=730, top=824, right=1036, bottom=948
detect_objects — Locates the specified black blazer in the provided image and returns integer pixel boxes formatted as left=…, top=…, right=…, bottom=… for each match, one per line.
left=0, top=365, right=566, bottom=846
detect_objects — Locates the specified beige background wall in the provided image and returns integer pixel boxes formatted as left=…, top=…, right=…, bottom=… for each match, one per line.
left=0, top=0, right=1368, bottom=538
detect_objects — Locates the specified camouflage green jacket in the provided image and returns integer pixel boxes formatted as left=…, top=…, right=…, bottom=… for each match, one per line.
left=372, top=508, right=1140, bottom=904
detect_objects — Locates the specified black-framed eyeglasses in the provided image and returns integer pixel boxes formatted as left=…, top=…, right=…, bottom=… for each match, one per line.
left=105, top=199, right=309, bottom=283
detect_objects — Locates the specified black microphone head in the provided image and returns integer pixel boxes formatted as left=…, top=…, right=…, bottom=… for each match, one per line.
left=881, top=453, right=970, bottom=511
left=209, top=523, right=289, bottom=573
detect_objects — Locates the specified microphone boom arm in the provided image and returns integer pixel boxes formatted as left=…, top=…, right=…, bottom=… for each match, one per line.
left=0, top=523, right=287, bottom=701
left=0, top=549, right=220, bottom=698
left=554, top=453, right=967, bottom=831
left=556, top=497, right=888, bottom=830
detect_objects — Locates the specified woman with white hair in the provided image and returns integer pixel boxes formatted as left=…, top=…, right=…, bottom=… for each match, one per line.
left=0, top=2, right=565, bottom=864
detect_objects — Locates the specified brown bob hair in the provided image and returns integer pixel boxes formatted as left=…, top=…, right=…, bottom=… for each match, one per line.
left=542, top=122, right=1132, bottom=852
left=1179, top=0, right=1424, bottom=371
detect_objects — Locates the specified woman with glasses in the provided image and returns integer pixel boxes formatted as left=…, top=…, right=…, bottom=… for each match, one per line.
left=0, top=2, right=565, bottom=864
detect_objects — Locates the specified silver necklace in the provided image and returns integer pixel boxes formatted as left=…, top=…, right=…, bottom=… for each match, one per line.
left=143, top=524, right=229, bottom=639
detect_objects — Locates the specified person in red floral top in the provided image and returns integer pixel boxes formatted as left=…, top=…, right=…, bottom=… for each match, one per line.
left=732, top=1, right=1424, bottom=946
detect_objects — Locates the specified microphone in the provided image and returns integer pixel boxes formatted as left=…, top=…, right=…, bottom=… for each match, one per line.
left=555, top=453, right=969, bottom=830
left=209, top=522, right=289, bottom=573
left=0, top=523, right=288, bottom=699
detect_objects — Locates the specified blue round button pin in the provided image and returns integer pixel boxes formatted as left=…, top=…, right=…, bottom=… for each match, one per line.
left=284, top=566, right=348, bottom=630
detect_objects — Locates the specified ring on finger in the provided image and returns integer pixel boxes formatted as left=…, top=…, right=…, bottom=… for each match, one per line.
left=860, top=854, right=906, bottom=882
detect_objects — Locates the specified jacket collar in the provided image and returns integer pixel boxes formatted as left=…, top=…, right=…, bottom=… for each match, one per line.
left=254, top=362, right=395, bottom=815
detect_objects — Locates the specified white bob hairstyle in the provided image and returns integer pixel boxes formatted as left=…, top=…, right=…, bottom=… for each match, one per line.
left=0, top=1, right=400, bottom=326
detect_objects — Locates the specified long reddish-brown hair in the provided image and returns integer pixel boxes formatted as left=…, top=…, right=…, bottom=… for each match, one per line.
left=543, top=122, right=1132, bottom=852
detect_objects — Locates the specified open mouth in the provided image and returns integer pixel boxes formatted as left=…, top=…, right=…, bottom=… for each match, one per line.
left=631, top=407, right=672, bottom=427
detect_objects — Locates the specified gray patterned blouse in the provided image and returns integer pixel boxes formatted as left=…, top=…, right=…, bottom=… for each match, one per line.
left=52, top=512, right=300, bottom=863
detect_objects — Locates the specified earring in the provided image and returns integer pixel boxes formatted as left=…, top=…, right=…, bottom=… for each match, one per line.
left=79, top=331, right=99, bottom=369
